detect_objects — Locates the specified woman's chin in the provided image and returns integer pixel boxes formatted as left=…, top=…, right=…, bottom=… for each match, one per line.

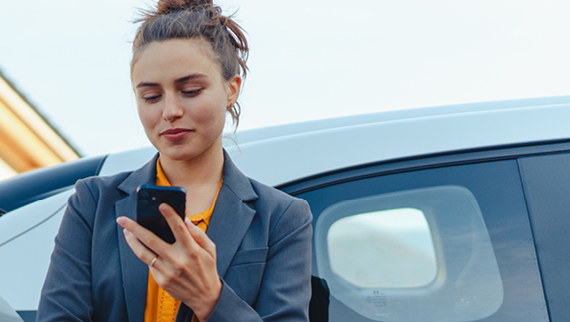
left=158, top=146, right=212, bottom=163
left=160, top=150, right=197, bottom=162
left=155, top=137, right=222, bottom=163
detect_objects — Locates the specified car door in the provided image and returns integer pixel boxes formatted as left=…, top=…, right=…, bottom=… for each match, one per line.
left=283, top=147, right=552, bottom=322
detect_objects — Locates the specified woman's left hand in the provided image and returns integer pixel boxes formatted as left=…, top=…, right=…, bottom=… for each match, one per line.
left=117, top=203, right=222, bottom=321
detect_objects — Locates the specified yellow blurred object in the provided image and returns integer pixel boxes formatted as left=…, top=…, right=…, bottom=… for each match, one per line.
left=0, top=72, right=79, bottom=179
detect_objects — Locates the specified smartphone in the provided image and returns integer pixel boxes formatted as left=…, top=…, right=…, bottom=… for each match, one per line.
left=136, top=185, right=186, bottom=244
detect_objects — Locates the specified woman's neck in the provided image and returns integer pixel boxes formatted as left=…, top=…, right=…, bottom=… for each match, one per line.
left=159, top=146, right=224, bottom=192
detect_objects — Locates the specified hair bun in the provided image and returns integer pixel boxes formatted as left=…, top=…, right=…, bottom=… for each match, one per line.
left=156, top=0, right=213, bottom=14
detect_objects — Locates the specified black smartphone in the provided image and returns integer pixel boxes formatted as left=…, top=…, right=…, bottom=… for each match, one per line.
left=136, top=185, right=186, bottom=244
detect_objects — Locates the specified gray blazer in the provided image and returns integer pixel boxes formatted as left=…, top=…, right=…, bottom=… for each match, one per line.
left=37, top=152, right=313, bottom=322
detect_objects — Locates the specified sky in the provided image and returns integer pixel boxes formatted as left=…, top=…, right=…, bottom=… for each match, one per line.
left=0, top=0, right=569, bottom=157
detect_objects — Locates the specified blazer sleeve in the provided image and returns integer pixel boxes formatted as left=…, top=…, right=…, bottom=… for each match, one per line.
left=205, top=198, right=313, bottom=322
left=36, top=180, right=96, bottom=322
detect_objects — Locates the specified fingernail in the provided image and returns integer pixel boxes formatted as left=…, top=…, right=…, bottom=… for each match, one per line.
left=159, top=204, right=168, bottom=212
left=123, top=229, right=131, bottom=236
left=185, top=217, right=195, bottom=229
left=117, top=217, right=127, bottom=227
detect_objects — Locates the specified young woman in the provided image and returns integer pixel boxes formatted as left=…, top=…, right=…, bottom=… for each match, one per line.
left=36, top=1, right=313, bottom=321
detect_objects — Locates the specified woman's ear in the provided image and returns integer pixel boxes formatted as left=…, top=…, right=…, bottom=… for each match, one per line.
left=226, top=75, right=242, bottom=107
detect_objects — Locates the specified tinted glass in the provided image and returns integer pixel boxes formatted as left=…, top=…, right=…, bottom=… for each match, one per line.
left=296, top=160, right=548, bottom=322
left=327, top=207, right=436, bottom=288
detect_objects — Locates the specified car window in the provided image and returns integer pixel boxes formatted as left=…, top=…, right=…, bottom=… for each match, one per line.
left=327, top=206, right=436, bottom=289
left=294, top=159, right=548, bottom=322
left=315, top=185, right=502, bottom=321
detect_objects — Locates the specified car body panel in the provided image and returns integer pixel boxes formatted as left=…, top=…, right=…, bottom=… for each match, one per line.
left=0, top=190, right=73, bottom=246
left=229, top=99, right=570, bottom=186
left=0, top=190, right=71, bottom=310
left=0, top=295, right=24, bottom=322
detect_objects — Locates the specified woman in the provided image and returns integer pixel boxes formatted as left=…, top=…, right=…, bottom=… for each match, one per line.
left=36, top=1, right=313, bottom=321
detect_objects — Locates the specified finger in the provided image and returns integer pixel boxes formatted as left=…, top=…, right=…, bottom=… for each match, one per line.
left=122, top=228, right=159, bottom=266
left=159, top=203, right=193, bottom=245
left=185, top=218, right=217, bottom=256
left=117, top=216, right=169, bottom=256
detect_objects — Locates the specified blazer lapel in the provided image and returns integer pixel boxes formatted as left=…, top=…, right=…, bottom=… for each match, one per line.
left=207, top=151, right=259, bottom=278
left=116, top=154, right=159, bottom=322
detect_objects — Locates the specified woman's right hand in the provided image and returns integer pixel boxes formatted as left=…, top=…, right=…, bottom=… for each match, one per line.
left=117, top=203, right=222, bottom=321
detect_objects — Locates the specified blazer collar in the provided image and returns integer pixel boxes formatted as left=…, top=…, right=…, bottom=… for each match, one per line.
left=115, top=150, right=259, bottom=321
left=117, top=153, right=159, bottom=196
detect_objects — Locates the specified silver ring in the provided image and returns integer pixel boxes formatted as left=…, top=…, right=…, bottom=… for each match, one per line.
left=149, top=257, right=158, bottom=267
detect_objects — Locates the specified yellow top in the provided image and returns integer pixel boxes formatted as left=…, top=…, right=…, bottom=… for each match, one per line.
left=144, top=158, right=222, bottom=322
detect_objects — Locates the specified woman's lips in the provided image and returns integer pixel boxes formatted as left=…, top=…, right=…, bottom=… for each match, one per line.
left=161, top=128, right=193, bottom=141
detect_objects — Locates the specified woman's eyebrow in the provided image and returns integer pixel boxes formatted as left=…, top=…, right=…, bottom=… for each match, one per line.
left=175, top=73, right=207, bottom=84
left=135, top=74, right=207, bottom=88
left=135, top=82, right=160, bottom=89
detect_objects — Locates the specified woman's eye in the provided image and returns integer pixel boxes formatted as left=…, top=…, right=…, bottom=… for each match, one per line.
left=182, top=89, right=202, bottom=97
left=144, top=95, right=161, bottom=102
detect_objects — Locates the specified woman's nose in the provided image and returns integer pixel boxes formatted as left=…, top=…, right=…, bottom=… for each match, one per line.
left=162, top=95, right=184, bottom=122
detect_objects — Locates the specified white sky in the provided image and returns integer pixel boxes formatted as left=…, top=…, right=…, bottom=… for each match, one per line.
left=1, top=0, right=569, bottom=156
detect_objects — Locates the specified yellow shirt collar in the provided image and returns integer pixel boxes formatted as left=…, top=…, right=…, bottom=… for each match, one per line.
left=155, top=157, right=222, bottom=228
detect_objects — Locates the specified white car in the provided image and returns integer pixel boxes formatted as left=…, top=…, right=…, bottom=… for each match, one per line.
left=1, top=95, right=570, bottom=322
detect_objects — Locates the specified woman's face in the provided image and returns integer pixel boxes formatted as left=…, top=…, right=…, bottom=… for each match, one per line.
left=132, top=38, right=240, bottom=163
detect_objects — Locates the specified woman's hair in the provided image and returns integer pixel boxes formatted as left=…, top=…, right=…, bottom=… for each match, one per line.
left=132, top=0, right=249, bottom=126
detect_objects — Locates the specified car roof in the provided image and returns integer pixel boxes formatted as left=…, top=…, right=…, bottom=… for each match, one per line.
left=225, top=95, right=570, bottom=186
left=233, top=95, right=570, bottom=145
